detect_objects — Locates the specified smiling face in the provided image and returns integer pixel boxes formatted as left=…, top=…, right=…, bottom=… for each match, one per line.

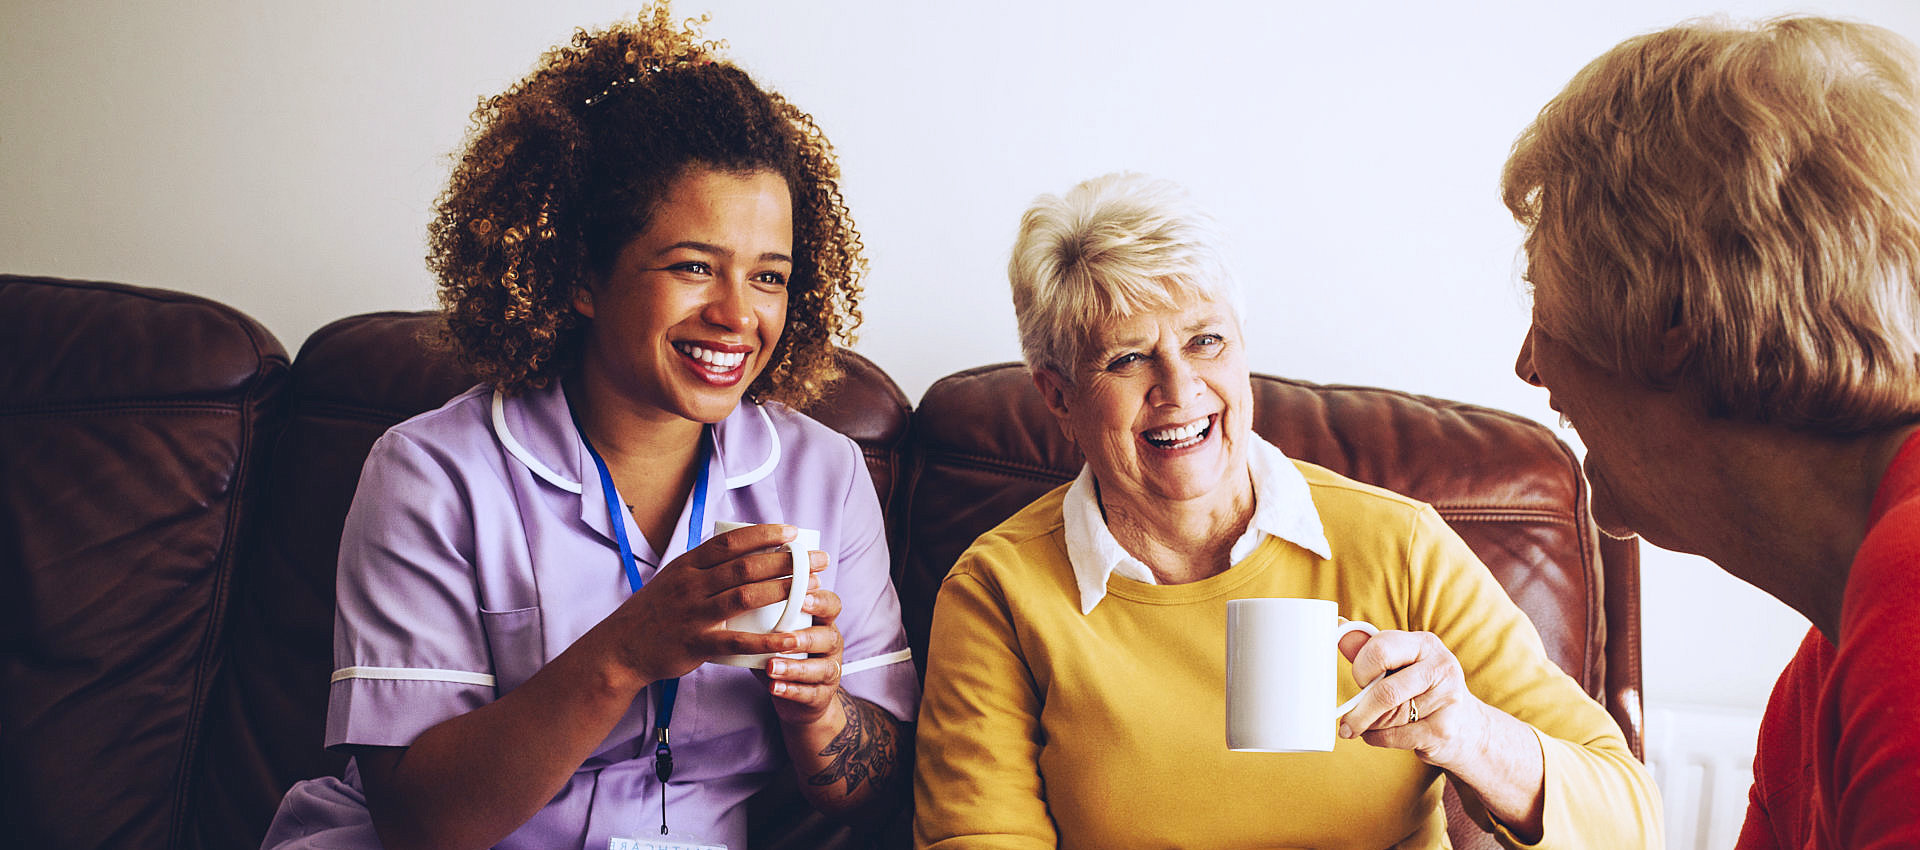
left=573, top=167, right=793, bottom=427
left=1039, top=297, right=1254, bottom=518
left=1514, top=315, right=1679, bottom=541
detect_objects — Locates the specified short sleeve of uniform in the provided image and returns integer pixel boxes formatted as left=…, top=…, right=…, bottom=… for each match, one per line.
left=818, top=430, right=919, bottom=725
left=325, top=428, right=496, bottom=749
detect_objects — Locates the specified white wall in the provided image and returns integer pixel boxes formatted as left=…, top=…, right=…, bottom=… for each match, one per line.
left=8, top=0, right=1912, bottom=719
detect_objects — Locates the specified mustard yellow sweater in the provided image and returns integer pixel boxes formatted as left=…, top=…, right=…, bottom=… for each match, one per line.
left=913, top=464, right=1660, bottom=849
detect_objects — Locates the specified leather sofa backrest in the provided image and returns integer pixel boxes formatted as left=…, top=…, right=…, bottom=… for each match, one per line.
left=894, top=362, right=1642, bottom=850
left=191, top=310, right=913, bottom=849
left=0, top=275, right=1639, bottom=850
left=192, top=311, right=482, bottom=847
left=0, top=275, right=289, bottom=850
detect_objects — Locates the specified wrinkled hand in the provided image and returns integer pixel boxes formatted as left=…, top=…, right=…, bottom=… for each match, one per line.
left=1336, top=628, right=1498, bottom=773
left=593, top=523, right=827, bottom=687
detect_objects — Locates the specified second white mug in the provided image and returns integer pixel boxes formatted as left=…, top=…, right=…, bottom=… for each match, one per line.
left=1225, top=597, right=1380, bottom=752
left=709, top=520, right=818, bottom=668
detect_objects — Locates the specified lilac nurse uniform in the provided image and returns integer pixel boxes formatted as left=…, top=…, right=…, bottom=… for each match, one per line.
left=262, top=380, right=919, bottom=849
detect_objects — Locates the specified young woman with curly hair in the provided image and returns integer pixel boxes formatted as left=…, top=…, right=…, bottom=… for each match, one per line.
left=262, top=9, right=915, bottom=850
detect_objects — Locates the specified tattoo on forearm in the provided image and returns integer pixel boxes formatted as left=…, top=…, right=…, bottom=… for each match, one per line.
left=806, top=688, right=897, bottom=796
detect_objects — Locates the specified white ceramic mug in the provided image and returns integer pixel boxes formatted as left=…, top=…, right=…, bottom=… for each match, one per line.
left=709, top=520, right=818, bottom=668
left=1225, top=597, right=1382, bottom=752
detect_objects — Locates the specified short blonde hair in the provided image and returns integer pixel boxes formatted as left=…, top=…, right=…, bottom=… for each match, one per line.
left=1009, top=172, right=1240, bottom=380
left=1503, top=15, right=1920, bottom=434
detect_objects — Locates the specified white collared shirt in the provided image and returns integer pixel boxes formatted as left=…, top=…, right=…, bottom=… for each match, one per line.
left=1061, top=436, right=1334, bottom=614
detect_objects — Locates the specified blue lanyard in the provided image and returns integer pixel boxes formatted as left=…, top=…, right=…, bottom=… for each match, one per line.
left=568, top=404, right=710, bottom=832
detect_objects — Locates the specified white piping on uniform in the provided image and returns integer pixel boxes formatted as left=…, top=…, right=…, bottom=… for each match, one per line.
left=331, top=665, right=497, bottom=687
left=841, top=648, right=913, bottom=675
left=493, top=389, right=583, bottom=493
left=724, top=405, right=780, bottom=489
left=492, top=388, right=781, bottom=492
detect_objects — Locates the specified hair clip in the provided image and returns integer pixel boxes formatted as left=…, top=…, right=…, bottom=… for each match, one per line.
left=583, top=76, right=641, bottom=107
left=581, top=13, right=725, bottom=108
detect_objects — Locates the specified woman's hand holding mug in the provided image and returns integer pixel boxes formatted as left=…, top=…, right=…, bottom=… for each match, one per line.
left=1335, top=624, right=1500, bottom=771
left=1335, top=623, right=1549, bottom=839
left=590, top=522, right=823, bottom=687
left=710, top=521, right=846, bottom=725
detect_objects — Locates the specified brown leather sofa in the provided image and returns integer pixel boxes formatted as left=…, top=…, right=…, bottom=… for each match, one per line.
left=0, top=274, right=1640, bottom=850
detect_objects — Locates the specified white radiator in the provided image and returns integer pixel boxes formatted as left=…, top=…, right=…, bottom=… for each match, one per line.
left=1644, top=704, right=1764, bottom=850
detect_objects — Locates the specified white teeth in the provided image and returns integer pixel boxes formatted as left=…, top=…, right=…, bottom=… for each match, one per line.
left=678, top=343, right=746, bottom=371
left=1145, top=418, right=1209, bottom=448
left=1557, top=412, right=1573, bottom=429
left=1147, top=420, right=1206, bottom=442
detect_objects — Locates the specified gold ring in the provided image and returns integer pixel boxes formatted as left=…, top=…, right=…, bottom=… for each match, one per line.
left=1408, top=698, right=1419, bottom=724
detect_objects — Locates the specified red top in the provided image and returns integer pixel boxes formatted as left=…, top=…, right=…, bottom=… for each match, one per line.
left=1736, top=431, right=1920, bottom=849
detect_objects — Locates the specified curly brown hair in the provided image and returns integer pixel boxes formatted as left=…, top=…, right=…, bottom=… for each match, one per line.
left=427, top=6, right=865, bottom=405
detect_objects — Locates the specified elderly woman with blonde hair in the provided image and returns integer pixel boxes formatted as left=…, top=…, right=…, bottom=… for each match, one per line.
left=912, top=172, right=1660, bottom=849
left=1507, top=15, right=1920, bottom=848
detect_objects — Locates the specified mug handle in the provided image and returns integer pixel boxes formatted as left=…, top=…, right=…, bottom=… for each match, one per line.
left=1333, top=619, right=1382, bottom=716
left=770, top=544, right=813, bottom=634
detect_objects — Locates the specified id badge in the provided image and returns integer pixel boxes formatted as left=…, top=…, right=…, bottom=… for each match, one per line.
left=609, top=836, right=726, bottom=850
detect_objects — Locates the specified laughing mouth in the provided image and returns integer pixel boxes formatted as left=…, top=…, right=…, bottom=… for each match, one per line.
left=1143, top=416, right=1212, bottom=450
left=675, top=342, right=748, bottom=374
